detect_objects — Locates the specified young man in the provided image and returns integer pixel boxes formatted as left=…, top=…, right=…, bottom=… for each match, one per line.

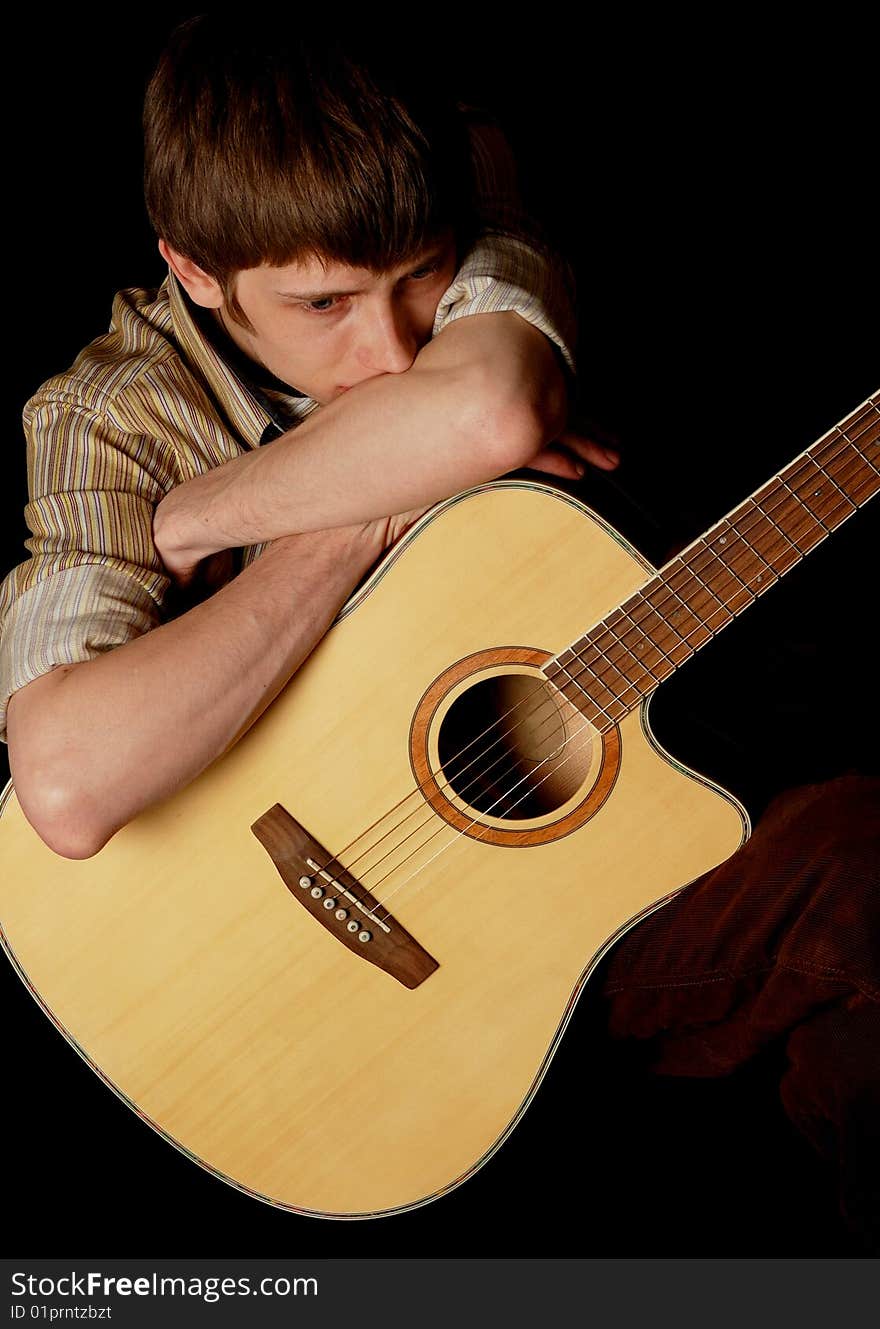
left=0, top=16, right=616, bottom=859
left=1, top=14, right=876, bottom=1252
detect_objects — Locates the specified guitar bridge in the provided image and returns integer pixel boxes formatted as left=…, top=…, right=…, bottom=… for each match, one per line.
left=251, top=804, right=438, bottom=989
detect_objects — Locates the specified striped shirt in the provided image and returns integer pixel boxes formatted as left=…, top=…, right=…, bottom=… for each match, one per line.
left=0, top=113, right=577, bottom=741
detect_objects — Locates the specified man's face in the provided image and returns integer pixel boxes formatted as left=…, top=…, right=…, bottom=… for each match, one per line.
left=217, top=230, right=459, bottom=405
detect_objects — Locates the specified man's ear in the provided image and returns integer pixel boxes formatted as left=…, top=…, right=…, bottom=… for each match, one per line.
left=159, top=240, right=224, bottom=308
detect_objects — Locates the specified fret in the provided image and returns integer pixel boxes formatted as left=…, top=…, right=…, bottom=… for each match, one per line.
left=680, top=542, right=750, bottom=615
left=565, top=633, right=644, bottom=710
left=555, top=647, right=629, bottom=723
left=709, top=516, right=776, bottom=594
left=835, top=395, right=880, bottom=440
left=814, top=433, right=880, bottom=502
left=659, top=560, right=731, bottom=633
left=817, top=403, right=879, bottom=487
left=618, top=595, right=690, bottom=672
left=848, top=395, right=880, bottom=426
left=749, top=494, right=797, bottom=566
left=749, top=474, right=820, bottom=556
left=604, top=610, right=673, bottom=688
left=782, top=459, right=834, bottom=533
left=635, top=592, right=701, bottom=664
left=726, top=502, right=786, bottom=587
left=600, top=613, right=661, bottom=691
left=640, top=582, right=713, bottom=652
left=623, top=597, right=693, bottom=666
left=742, top=484, right=803, bottom=572
left=648, top=582, right=717, bottom=643
left=604, top=615, right=668, bottom=691
left=812, top=445, right=874, bottom=511
left=778, top=466, right=838, bottom=546
left=781, top=446, right=849, bottom=506
left=736, top=502, right=786, bottom=584
left=698, top=527, right=758, bottom=607
left=780, top=453, right=856, bottom=532
left=630, top=582, right=707, bottom=648
left=547, top=653, right=616, bottom=728
left=569, top=646, right=633, bottom=721
left=833, top=423, right=880, bottom=476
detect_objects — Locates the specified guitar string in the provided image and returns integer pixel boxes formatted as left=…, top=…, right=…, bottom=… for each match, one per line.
left=312, top=417, right=880, bottom=920
left=368, top=458, right=879, bottom=924
left=301, top=417, right=879, bottom=914
left=351, top=432, right=879, bottom=918
left=324, top=416, right=879, bottom=899
left=337, top=449, right=827, bottom=892
left=372, top=702, right=617, bottom=918
left=335, top=592, right=869, bottom=930
left=353, top=427, right=880, bottom=923
left=327, top=402, right=879, bottom=886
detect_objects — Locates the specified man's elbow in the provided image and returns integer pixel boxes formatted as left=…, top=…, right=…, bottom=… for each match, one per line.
left=8, top=687, right=113, bottom=860
left=467, top=366, right=571, bottom=475
left=466, top=353, right=570, bottom=476
left=11, top=770, right=112, bottom=860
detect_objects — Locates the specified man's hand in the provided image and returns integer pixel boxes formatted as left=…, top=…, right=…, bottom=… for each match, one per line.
left=528, top=428, right=620, bottom=480
left=369, top=504, right=434, bottom=553
left=153, top=484, right=233, bottom=589
left=160, top=544, right=235, bottom=594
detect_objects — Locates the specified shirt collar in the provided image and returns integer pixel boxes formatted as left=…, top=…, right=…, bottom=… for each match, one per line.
left=166, top=271, right=315, bottom=449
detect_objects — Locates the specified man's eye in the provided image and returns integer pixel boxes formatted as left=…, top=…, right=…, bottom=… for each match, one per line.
left=408, top=262, right=441, bottom=280
left=299, top=262, right=442, bottom=314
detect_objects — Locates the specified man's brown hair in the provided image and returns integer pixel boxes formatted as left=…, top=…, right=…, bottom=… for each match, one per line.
left=143, top=15, right=482, bottom=327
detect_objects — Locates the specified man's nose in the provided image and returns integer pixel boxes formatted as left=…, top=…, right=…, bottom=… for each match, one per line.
left=358, top=302, right=420, bottom=376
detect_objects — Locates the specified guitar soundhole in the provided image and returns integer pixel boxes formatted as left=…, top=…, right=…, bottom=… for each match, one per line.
left=436, top=674, right=591, bottom=820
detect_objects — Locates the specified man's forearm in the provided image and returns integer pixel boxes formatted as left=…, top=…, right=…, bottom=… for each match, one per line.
left=154, top=312, right=568, bottom=577
left=7, top=522, right=385, bottom=859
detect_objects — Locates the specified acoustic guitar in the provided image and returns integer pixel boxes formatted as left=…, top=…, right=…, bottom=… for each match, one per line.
left=1, top=390, right=877, bottom=1218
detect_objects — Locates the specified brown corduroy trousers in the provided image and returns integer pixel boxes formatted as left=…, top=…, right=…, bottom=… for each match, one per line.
left=601, top=773, right=880, bottom=1241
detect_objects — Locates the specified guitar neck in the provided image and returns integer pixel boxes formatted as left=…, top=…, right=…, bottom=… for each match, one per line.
left=545, top=390, right=880, bottom=729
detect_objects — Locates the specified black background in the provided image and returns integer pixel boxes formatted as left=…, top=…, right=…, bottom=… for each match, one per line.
left=2, top=9, right=877, bottom=1255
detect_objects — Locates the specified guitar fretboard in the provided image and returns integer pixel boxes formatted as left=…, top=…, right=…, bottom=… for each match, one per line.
left=544, top=391, right=880, bottom=730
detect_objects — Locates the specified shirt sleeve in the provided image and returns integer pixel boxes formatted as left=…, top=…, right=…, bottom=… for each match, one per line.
left=432, top=109, right=578, bottom=379
left=0, top=387, right=172, bottom=741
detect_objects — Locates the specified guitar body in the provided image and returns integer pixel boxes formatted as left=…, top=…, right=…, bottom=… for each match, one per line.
left=0, top=481, right=748, bottom=1217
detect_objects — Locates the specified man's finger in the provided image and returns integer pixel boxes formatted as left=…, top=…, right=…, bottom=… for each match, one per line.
left=526, top=447, right=586, bottom=479
left=556, top=430, right=620, bottom=470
